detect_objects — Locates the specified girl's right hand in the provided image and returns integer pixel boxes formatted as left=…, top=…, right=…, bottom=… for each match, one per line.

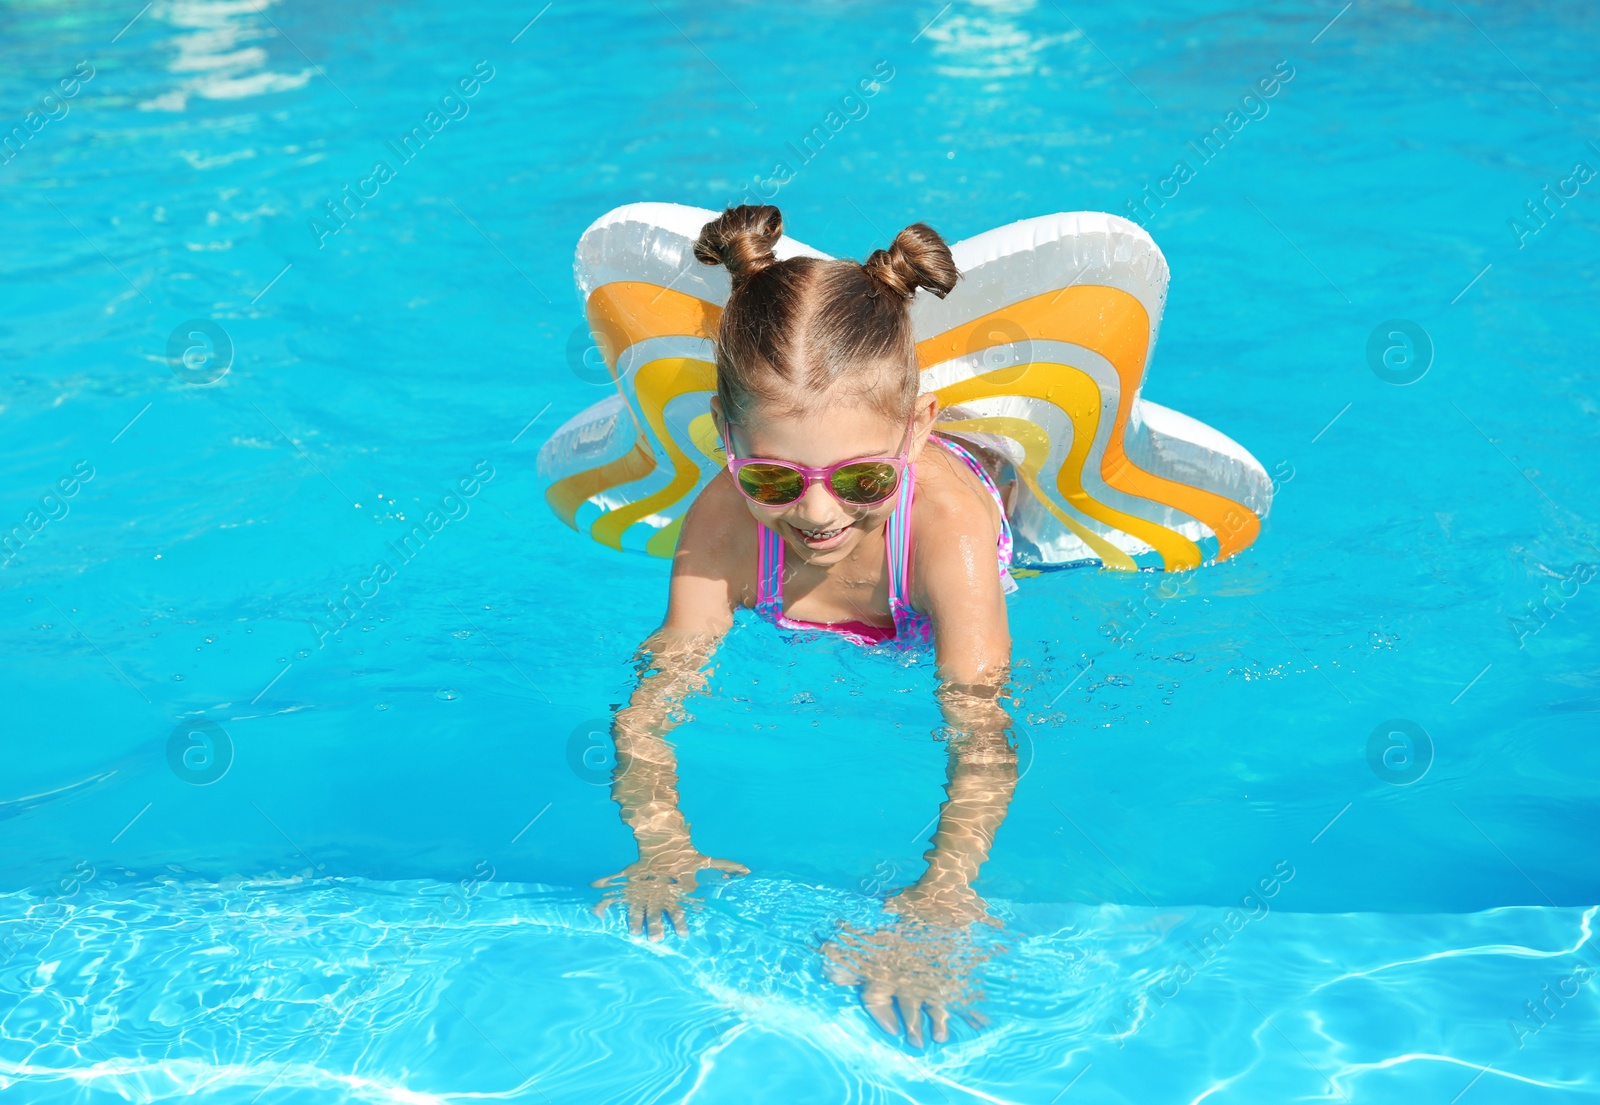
left=591, top=844, right=749, bottom=941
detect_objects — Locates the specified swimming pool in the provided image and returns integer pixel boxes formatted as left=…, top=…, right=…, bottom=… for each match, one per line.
left=3, top=0, right=1598, bottom=1100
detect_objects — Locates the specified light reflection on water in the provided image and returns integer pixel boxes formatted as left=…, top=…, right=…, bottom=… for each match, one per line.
left=2, top=879, right=1595, bottom=1102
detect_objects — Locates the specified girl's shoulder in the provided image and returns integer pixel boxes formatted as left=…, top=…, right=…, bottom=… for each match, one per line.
left=910, top=434, right=1003, bottom=543
left=904, top=434, right=1012, bottom=641
left=675, top=470, right=761, bottom=607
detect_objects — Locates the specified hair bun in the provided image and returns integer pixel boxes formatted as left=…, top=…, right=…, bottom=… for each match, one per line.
left=861, top=222, right=959, bottom=301
left=694, top=205, right=783, bottom=285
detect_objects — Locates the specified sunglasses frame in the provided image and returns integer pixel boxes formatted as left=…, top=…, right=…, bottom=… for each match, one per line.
left=718, top=410, right=918, bottom=508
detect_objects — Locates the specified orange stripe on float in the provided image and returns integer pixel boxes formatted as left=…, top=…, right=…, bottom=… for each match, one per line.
left=544, top=435, right=657, bottom=529
left=918, top=286, right=1259, bottom=564
left=587, top=282, right=721, bottom=374
left=548, top=282, right=721, bottom=550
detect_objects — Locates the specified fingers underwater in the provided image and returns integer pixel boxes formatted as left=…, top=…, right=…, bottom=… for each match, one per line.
left=901, top=997, right=926, bottom=1047
left=862, top=981, right=899, bottom=1037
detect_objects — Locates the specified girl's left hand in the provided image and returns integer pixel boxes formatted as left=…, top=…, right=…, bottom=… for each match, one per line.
left=884, top=879, right=1004, bottom=930
left=822, top=913, right=997, bottom=1047
left=591, top=845, right=748, bottom=940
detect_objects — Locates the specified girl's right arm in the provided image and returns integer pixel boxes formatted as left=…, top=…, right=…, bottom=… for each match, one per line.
left=593, top=476, right=756, bottom=939
left=660, top=469, right=756, bottom=634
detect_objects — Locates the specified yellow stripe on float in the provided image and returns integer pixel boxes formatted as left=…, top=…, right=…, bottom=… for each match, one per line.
left=545, top=435, right=657, bottom=529
left=589, top=356, right=718, bottom=550
left=933, top=415, right=1137, bottom=571
left=550, top=282, right=722, bottom=551
left=642, top=413, right=726, bottom=559
left=936, top=365, right=1199, bottom=569
left=686, top=412, right=726, bottom=465
left=645, top=515, right=685, bottom=558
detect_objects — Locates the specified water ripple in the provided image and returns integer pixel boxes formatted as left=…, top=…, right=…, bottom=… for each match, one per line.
left=1, top=878, right=1596, bottom=1103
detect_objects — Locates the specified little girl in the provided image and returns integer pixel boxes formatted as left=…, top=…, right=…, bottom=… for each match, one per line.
left=663, top=204, right=1018, bottom=666
left=594, top=205, right=1020, bottom=1047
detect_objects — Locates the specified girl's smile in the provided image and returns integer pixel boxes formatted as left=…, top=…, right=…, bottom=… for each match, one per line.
left=791, top=521, right=851, bottom=550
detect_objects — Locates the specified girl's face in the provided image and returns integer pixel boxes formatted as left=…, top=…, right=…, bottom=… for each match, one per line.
left=714, top=391, right=937, bottom=568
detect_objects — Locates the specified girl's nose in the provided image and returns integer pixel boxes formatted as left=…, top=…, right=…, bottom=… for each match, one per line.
left=788, top=477, right=845, bottom=525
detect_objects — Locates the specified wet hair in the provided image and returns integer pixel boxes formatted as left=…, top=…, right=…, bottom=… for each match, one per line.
left=693, top=205, right=959, bottom=425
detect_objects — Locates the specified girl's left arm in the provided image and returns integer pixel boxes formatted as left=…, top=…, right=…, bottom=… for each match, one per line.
left=918, top=494, right=1012, bottom=687
left=825, top=504, right=1019, bottom=1045
left=909, top=506, right=1018, bottom=922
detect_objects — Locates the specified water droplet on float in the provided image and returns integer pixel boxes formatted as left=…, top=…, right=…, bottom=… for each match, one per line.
left=171, top=674, right=185, bottom=681
left=435, top=689, right=458, bottom=701
left=1172, top=651, right=1196, bottom=663
left=375, top=702, right=389, bottom=711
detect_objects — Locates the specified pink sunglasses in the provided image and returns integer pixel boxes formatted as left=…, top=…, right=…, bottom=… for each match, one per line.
left=718, top=412, right=917, bottom=507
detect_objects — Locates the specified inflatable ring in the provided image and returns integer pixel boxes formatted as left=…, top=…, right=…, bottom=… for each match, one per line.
left=537, top=203, right=1272, bottom=571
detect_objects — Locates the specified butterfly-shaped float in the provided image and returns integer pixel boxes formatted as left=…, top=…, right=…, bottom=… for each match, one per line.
left=537, top=203, right=1272, bottom=572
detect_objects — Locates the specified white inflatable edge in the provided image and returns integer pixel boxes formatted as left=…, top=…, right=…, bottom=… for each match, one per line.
left=912, top=211, right=1171, bottom=398
left=1129, top=399, right=1274, bottom=518
left=574, top=202, right=828, bottom=305
left=574, top=205, right=1170, bottom=345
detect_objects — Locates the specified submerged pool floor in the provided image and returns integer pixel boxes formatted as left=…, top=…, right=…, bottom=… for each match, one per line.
left=3, top=879, right=1597, bottom=1103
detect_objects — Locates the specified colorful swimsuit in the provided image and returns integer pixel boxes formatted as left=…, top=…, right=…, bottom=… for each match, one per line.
left=753, top=434, right=1018, bottom=649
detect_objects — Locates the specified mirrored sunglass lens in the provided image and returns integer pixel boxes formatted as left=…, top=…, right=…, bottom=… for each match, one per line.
left=738, top=463, right=804, bottom=504
left=832, top=462, right=899, bottom=503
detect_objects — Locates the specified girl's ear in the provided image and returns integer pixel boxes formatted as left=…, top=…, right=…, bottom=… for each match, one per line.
left=904, top=391, right=940, bottom=462
left=709, top=394, right=723, bottom=429
left=911, top=392, right=940, bottom=447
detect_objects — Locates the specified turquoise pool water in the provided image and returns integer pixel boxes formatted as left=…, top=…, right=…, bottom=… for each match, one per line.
left=3, top=0, right=1598, bottom=1101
